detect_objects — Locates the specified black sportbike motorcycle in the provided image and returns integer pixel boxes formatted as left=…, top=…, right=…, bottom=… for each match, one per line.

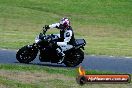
left=16, top=27, right=86, bottom=67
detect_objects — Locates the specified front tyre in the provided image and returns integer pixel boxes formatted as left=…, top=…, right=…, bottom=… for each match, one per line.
left=16, top=45, right=38, bottom=63
left=64, top=49, right=84, bottom=67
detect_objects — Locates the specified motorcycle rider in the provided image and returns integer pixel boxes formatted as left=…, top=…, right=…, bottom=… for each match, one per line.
left=44, top=17, right=75, bottom=63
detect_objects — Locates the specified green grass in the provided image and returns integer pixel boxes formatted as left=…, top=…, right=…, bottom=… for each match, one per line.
left=0, top=64, right=131, bottom=88
left=0, top=76, right=38, bottom=88
left=0, top=0, right=132, bottom=56
left=0, top=64, right=114, bottom=77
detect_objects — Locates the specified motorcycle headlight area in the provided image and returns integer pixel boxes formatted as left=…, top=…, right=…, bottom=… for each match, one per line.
left=35, top=35, right=40, bottom=43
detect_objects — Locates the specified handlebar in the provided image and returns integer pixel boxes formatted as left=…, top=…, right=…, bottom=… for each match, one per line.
left=42, top=27, right=47, bottom=35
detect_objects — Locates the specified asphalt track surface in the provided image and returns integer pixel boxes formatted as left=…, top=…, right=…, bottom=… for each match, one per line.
left=0, top=49, right=132, bottom=73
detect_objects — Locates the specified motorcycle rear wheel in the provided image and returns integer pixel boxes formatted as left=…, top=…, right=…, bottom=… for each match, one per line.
left=16, top=45, right=38, bottom=64
left=64, top=49, right=84, bottom=67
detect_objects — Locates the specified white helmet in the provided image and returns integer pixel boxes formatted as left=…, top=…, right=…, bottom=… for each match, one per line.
left=60, top=18, right=70, bottom=29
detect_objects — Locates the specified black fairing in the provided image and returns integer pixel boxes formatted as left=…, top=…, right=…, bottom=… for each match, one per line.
left=39, top=47, right=61, bottom=63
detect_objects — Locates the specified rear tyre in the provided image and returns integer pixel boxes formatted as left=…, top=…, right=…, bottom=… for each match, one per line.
left=64, top=49, right=84, bottom=67
left=16, top=45, right=38, bottom=63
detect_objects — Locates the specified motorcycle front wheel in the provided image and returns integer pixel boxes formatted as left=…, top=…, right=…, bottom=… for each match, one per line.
left=16, top=45, right=38, bottom=64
